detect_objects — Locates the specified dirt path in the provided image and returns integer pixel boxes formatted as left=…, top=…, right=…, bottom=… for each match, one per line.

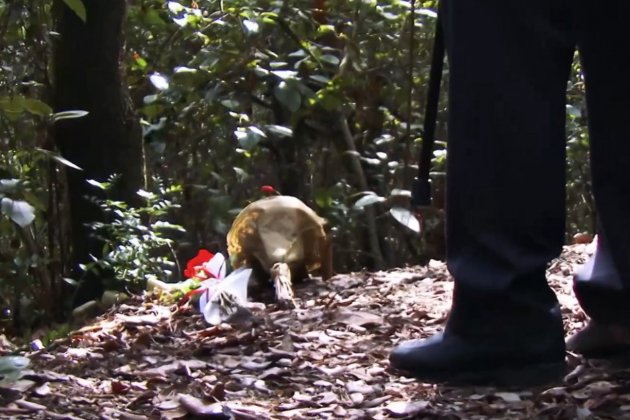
left=1, top=242, right=629, bottom=419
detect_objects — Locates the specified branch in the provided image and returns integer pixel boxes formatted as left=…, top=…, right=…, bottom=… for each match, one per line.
left=339, top=115, right=385, bottom=268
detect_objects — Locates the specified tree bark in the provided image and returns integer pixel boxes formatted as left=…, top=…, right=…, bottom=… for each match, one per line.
left=52, top=0, right=144, bottom=307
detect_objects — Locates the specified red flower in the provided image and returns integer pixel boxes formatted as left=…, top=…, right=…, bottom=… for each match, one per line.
left=260, top=185, right=279, bottom=196
left=184, top=249, right=214, bottom=278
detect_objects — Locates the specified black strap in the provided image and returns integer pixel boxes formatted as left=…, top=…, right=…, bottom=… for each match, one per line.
left=411, top=12, right=445, bottom=208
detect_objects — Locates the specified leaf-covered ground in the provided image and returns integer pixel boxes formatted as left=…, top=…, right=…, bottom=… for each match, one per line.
left=2, top=242, right=630, bottom=419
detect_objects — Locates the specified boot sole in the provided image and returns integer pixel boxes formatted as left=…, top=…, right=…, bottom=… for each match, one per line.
left=401, top=360, right=567, bottom=388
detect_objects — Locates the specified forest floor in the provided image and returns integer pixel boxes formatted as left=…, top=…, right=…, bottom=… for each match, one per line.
left=2, top=241, right=630, bottom=419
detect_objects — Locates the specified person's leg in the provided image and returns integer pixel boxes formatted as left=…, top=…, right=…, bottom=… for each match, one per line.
left=568, top=0, right=630, bottom=356
left=390, top=0, right=575, bottom=385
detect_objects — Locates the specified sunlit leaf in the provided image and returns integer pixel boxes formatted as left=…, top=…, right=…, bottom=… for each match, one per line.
left=389, top=206, right=421, bottom=233
left=234, top=127, right=263, bottom=150
left=362, top=157, right=381, bottom=166
left=270, top=61, right=289, bottom=69
left=566, top=104, right=581, bottom=119
left=374, top=134, right=394, bottom=145
left=266, top=125, right=293, bottom=138
left=248, top=126, right=267, bottom=138
left=167, top=1, right=185, bottom=14
left=152, top=221, right=185, bottom=232
left=51, top=110, right=89, bottom=123
left=390, top=189, right=411, bottom=198
left=242, top=19, right=259, bottom=35
left=149, top=73, right=170, bottom=90
left=0, top=179, right=20, bottom=194
left=233, top=167, right=249, bottom=182
left=418, top=8, right=438, bottom=18
left=63, top=277, right=79, bottom=286
left=62, top=0, right=86, bottom=22
left=174, top=66, right=197, bottom=74
left=35, top=148, right=83, bottom=170
left=86, top=179, right=108, bottom=190
left=271, top=70, right=298, bottom=80
left=220, top=99, right=240, bottom=110
left=1, top=198, right=36, bottom=227
left=317, top=24, right=336, bottom=34
left=137, top=189, right=156, bottom=200
left=143, top=94, right=159, bottom=104
left=343, top=150, right=361, bottom=158
left=354, top=193, right=385, bottom=209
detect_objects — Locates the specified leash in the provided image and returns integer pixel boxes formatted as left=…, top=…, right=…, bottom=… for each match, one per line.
left=411, top=11, right=445, bottom=208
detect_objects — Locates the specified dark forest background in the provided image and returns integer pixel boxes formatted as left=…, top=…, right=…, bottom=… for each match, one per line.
left=0, top=0, right=593, bottom=335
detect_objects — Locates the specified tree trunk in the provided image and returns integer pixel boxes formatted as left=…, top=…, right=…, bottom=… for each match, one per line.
left=52, top=0, right=144, bottom=307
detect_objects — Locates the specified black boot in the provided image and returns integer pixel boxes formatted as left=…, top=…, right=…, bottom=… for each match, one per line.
left=570, top=235, right=630, bottom=358
left=390, top=288, right=567, bottom=386
left=390, top=332, right=566, bottom=387
left=567, top=320, right=630, bottom=358
left=574, top=234, right=630, bottom=326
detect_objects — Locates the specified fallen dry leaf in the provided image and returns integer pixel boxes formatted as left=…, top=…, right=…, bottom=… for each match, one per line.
left=4, top=244, right=629, bottom=419
left=333, top=309, right=384, bottom=327
left=384, top=400, right=430, bottom=415
left=178, top=393, right=224, bottom=416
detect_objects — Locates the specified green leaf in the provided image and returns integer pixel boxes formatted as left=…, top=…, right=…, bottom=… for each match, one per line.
left=314, top=189, right=334, bottom=208
left=22, top=190, right=46, bottom=212
left=0, top=95, right=25, bottom=116
left=273, top=82, right=301, bottom=112
left=51, top=110, right=89, bottom=123
left=1, top=198, right=36, bottom=227
left=309, top=87, right=343, bottom=110
left=389, top=206, right=421, bottom=233
left=309, top=74, right=330, bottom=85
left=62, top=0, right=87, bottom=22
left=320, top=54, right=340, bottom=67
left=317, top=24, right=336, bottom=34
left=23, top=98, right=52, bottom=116
left=144, top=9, right=167, bottom=27
left=133, top=56, right=148, bottom=70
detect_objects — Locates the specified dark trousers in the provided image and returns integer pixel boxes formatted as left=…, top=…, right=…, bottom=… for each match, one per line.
left=442, top=0, right=630, bottom=336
